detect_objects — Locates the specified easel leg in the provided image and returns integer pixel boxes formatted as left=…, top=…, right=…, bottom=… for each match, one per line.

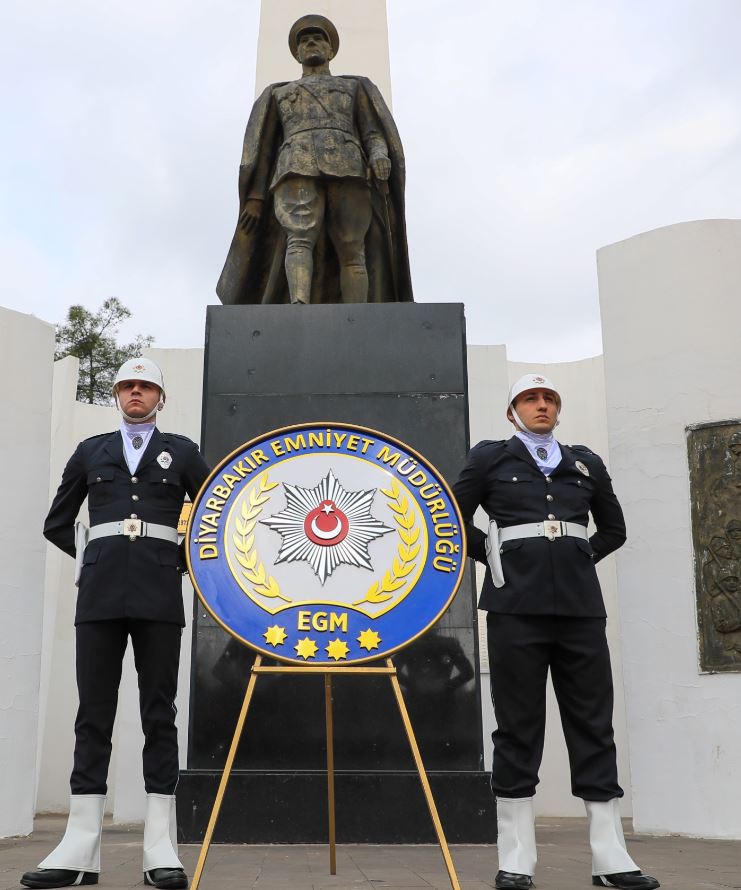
left=190, top=654, right=263, bottom=890
left=324, top=674, right=337, bottom=875
left=386, top=659, right=461, bottom=890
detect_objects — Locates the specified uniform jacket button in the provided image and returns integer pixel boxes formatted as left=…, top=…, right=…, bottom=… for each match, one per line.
left=96, top=476, right=102, bottom=482
left=131, top=476, right=138, bottom=483
left=546, top=494, right=554, bottom=501
left=512, top=476, right=518, bottom=482
left=132, top=494, right=139, bottom=501
left=548, top=513, right=556, bottom=520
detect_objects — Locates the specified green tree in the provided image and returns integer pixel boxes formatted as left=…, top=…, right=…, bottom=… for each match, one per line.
left=55, top=298, right=155, bottom=405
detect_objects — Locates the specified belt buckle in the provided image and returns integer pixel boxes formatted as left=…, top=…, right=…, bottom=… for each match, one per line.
left=544, top=520, right=562, bottom=541
left=123, top=518, right=143, bottom=540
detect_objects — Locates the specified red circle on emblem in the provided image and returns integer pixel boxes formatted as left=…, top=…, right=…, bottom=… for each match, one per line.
left=304, top=500, right=349, bottom=546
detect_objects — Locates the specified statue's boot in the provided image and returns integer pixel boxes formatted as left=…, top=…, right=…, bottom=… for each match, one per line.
left=143, top=794, right=188, bottom=889
left=285, top=243, right=312, bottom=304
left=494, top=797, right=536, bottom=890
left=21, top=794, right=105, bottom=888
left=586, top=799, right=660, bottom=889
left=338, top=258, right=368, bottom=303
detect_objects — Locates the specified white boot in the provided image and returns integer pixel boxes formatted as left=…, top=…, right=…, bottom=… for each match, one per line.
left=143, top=794, right=183, bottom=872
left=496, top=796, right=537, bottom=877
left=38, top=795, right=106, bottom=873
left=585, top=798, right=638, bottom=876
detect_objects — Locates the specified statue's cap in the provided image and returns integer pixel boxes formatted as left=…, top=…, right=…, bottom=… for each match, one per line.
left=289, top=14, right=339, bottom=60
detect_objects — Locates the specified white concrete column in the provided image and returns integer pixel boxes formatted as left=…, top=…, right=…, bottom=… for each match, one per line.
left=0, top=307, right=54, bottom=837
left=37, top=361, right=118, bottom=814
left=255, top=0, right=392, bottom=106
left=598, top=219, right=741, bottom=838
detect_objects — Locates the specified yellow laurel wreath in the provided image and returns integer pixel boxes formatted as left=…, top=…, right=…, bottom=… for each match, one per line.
left=233, top=474, right=291, bottom=602
left=354, top=478, right=420, bottom=605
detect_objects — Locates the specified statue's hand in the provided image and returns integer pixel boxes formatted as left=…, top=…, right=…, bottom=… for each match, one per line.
left=239, top=198, right=263, bottom=233
left=371, top=156, right=391, bottom=181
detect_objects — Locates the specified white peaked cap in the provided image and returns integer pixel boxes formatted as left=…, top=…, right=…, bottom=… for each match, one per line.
left=508, top=373, right=561, bottom=412
left=113, top=357, right=165, bottom=395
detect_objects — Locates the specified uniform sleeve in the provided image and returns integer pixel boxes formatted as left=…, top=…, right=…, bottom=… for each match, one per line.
left=589, top=455, right=627, bottom=563
left=452, top=445, right=489, bottom=565
left=183, top=442, right=210, bottom=501
left=43, top=443, right=88, bottom=558
left=177, top=442, right=210, bottom=573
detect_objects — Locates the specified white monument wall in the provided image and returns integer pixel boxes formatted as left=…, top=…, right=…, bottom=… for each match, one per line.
left=598, top=219, right=741, bottom=838
left=0, top=308, right=54, bottom=837
left=36, top=358, right=119, bottom=814
left=469, top=348, right=631, bottom=816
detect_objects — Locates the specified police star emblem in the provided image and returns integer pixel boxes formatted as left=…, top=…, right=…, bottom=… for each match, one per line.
left=261, top=470, right=393, bottom=584
left=575, top=460, right=590, bottom=476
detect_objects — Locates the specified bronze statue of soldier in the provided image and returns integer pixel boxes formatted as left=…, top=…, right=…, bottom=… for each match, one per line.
left=217, top=15, right=413, bottom=305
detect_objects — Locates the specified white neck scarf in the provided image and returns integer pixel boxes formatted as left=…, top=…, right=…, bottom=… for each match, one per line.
left=120, top=420, right=156, bottom=474
left=514, top=429, right=562, bottom=475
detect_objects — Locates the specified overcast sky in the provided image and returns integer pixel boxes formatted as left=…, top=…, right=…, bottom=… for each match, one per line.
left=2, top=0, right=740, bottom=361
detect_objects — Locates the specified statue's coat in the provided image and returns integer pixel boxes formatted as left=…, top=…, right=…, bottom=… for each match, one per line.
left=216, top=77, right=413, bottom=305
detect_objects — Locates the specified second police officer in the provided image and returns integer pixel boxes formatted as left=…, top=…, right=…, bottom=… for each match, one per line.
left=453, top=374, right=659, bottom=890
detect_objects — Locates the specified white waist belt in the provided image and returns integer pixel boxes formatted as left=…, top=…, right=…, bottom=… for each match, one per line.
left=88, top=519, right=179, bottom=544
left=499, top=520, right=589, bottom=542
left=485, top=519, right=590, bottom=591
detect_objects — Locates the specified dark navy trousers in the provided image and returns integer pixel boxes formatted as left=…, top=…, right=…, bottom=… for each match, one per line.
left=487, top=613, right=623, bottom=801
left=71, top=619, right=182, bottom=795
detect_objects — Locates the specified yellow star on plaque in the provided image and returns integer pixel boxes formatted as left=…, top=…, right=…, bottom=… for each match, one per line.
left=295, top=637, right=319, bottom=660
left=263, top=625, right=287, bottom=648
left=357, top=628, right=381, bottom=651
left=326, top=638, right=350, bottom=661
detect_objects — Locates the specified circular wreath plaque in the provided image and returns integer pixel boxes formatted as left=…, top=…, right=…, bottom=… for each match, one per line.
left=187, top=423, right=466, bottom=665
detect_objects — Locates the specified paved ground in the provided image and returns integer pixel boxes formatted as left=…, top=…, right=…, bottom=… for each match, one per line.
left=1, top=816, right=739, bottom=890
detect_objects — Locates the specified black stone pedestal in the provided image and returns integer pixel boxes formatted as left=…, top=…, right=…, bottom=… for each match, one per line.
left=178, top=303, right=495, bottom=843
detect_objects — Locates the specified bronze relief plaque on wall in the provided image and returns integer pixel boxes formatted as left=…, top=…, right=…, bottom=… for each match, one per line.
left=687, top=419, right=741, bottom=672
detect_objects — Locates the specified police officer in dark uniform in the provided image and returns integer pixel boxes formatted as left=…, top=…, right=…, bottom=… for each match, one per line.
left=453, top=374, right=659, bottom=890
left=21, top=358, right=208, bottom=890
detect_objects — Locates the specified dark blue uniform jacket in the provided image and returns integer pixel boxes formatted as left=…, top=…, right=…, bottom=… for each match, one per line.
left=453, top=436, right=626, bottom=617
left=44, top=428, right=209, bottom=626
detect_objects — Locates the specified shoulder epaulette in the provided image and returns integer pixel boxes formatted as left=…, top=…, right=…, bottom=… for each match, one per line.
left=569, top=444, right=595, bottom=455
left=475, top=439, right=506, bottom=448
left=162, top=432, right=197, bottom=444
